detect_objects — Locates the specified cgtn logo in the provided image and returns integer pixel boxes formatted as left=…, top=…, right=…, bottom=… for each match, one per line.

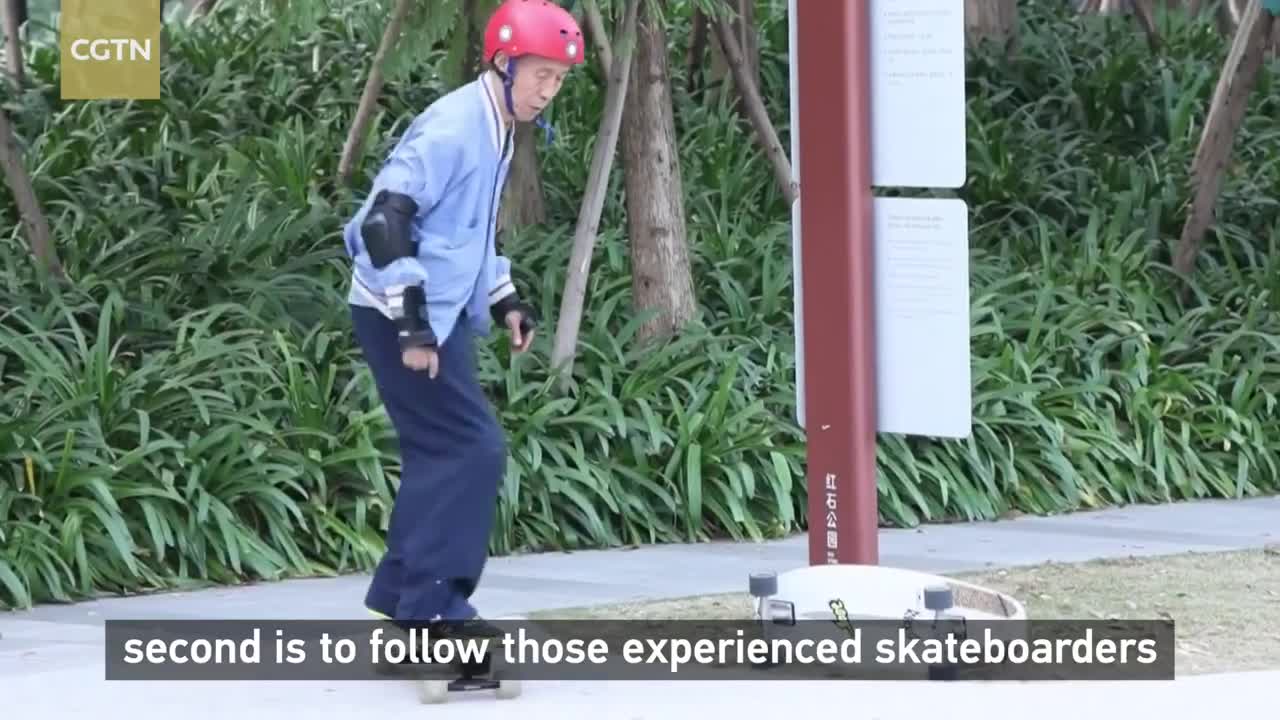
left=69, top=38, right=152, bottom=62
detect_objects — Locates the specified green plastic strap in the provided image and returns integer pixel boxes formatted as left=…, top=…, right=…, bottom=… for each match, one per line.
left=1265, top=0, right=1280, bottom=15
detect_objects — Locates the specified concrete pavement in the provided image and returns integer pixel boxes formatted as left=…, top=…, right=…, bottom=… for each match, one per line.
left=1, top=664, right=1276, bottom=719
left=2, top=495, right=1277, bottom=716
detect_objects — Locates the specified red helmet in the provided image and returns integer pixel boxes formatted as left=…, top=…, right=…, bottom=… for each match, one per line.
left=484, top=0, right=585, bottom=67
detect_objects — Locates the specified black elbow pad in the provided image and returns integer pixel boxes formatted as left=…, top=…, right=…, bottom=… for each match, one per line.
left=360, top=190, right=419, bottom=269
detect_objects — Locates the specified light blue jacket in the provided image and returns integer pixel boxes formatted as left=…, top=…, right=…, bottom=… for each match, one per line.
left=343, top=72, right=517, bottom=345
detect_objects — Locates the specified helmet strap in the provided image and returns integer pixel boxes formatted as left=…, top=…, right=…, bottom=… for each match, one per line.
left=502, top=57, right=517, bottom=118
left=534, top=116, right=555, bottom=144
left=500, top=56, right=555, bottom=144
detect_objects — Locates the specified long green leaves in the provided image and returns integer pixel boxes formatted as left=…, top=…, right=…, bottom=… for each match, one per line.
left=2, top=1, right=1279, bottom=609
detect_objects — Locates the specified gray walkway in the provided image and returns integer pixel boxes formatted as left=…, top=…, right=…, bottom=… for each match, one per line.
left=2, top=495, right=1277, bottom=717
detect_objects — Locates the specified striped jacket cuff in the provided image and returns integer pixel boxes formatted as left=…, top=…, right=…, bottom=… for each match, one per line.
left=489, top=275, right=516, bottom=304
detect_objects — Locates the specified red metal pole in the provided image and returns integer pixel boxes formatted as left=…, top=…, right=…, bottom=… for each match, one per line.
left=796, top=0, right=878, bottom=566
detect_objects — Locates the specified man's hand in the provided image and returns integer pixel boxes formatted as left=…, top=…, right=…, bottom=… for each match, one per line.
left=402, top=347, right=439, bottom=377
left=505, top=309, right=534, bottom=353
left=492, top=295, right=538, bottom=353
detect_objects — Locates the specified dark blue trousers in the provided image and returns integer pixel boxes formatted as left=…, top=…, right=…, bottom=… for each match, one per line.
left=350, top=304, right=506, bottom=623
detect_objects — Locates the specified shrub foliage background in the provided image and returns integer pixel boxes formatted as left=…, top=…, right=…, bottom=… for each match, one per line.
left=2, top=1, right=1278, bottom=608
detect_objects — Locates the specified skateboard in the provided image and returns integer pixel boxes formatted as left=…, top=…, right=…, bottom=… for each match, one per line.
left=415, top=640, right=521, bottom=704
left=364, top=608, right=525, bottom=703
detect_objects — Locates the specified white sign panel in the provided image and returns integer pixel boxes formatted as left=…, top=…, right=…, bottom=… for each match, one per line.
left=874, top=197, right=971, bottom=439
left=789, top=0, right=970, bottom=437
left=870, top=0, right=967, bottom=189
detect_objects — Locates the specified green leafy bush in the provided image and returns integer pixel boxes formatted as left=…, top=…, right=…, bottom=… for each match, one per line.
left=1, top=0, right=1277, bottom=609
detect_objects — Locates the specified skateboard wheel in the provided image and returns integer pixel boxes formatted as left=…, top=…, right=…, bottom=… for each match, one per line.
left=418, top=680, right=450, bottom=704
left=495, top=680, right=522, bottom=699
left=924, top=585, right=953, bottom=611
left=749, top=572, right=777, bottom=597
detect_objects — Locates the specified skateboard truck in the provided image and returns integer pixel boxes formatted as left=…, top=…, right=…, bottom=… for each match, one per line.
left=923, top=584, right=964, bottom=681
left=418, top=653, right=521, bottom=704
left=750, top=571, right=796, bottom=626
left=415, top=620, right=522, bottom=704
left=748, top=571, right=795, bottom=669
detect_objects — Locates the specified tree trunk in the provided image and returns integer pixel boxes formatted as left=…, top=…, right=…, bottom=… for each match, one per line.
left=1096, top=0, right=1132, bottom=12
left=0, top=108, right=62, bottom=281
left=964, top=0, right=1018, bottom=54
left=1131, top=0, right=1162, bottom=51
left=708, top=0, right=758, bottom=109
left=620, top=0, right=696, bottom=343
left=498, top=121, right=546, bottom=236
left=337, top=0, right=414, bottom=186
left=1215, top=0, right=1235, bottom=35
left=1174, top=1, right=1274, bottom=283
left=686, top=9, right=708, bottom=96
left=550, top=0, right=640, bottom=380
left=184, top=0, right=218, bottom=21
left=1, top=1, right=60, bottom=282
left=493, top=4, right=545, bottom=235
left=710, top=11, right=795, bottom=205
left=581, top=0, right=612, bottom=79
left=3, top=0, right=23, bottom=86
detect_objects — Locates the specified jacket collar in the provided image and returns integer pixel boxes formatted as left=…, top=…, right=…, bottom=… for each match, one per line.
left=478, top=71, right=513, bottom=160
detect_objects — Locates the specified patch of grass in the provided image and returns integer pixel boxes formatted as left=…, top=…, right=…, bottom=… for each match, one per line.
left=529, top=548, right=1280, bottom=676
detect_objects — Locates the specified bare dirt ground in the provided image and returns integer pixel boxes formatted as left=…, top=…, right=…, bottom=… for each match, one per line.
left=528, top=548, right=1280, bottom=676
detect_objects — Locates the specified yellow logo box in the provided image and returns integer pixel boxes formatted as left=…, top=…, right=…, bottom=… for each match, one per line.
left=60, top=0, right=161, bottom=100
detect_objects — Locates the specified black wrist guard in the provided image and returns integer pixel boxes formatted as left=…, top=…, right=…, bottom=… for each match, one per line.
left=491, top=295, right=538, bottom=334
left=388, top=284, right=437, bottom=350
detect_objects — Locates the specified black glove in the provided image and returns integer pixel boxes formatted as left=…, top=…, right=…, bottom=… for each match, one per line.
left=491, top=295, right=538, bottom=335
